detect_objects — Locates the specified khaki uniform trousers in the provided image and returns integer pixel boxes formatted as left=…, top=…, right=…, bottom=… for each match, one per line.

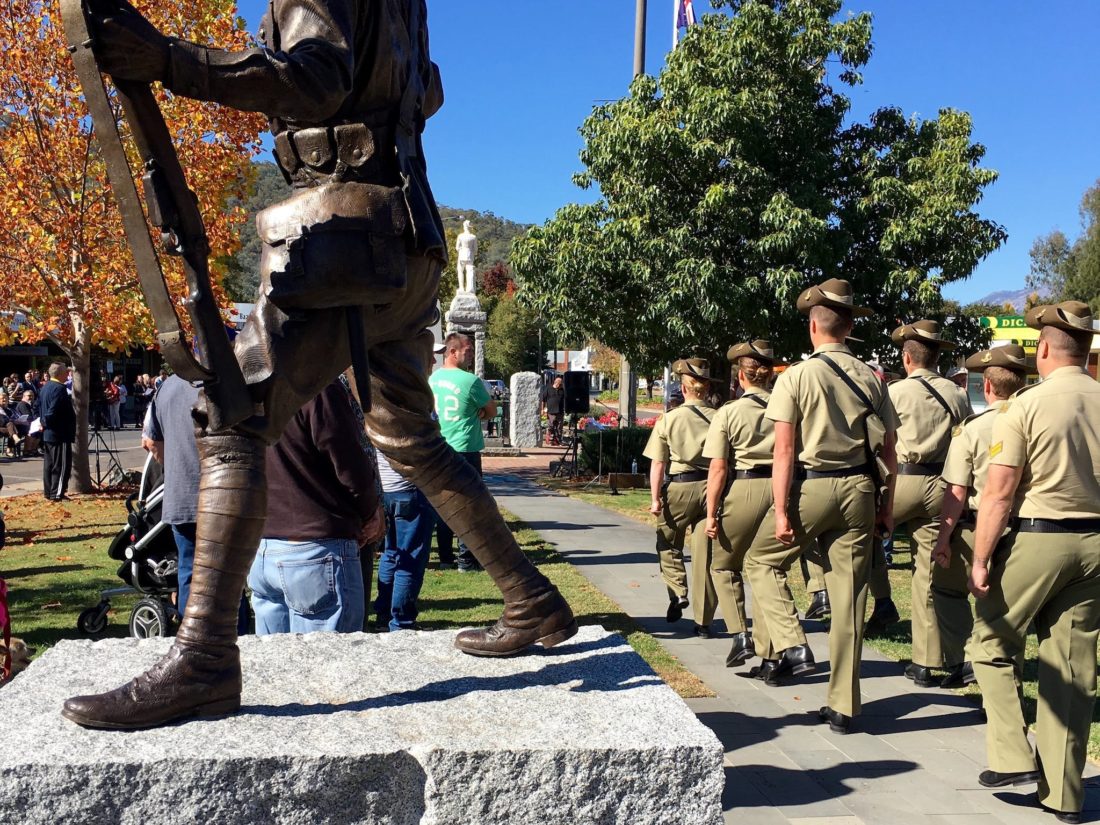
left=746, top=474, right=876, bottom=717
left=802, top=546, right=827, bottom=593
left=893, top=474, right=944, bottom=668
left=933, top=523, right=976, bottom=668
left=967, top=530, right=1100, bottom=814
left=868, top=542, right=892, bottom=600
left=658, top=479, right=718, bottom=623
left=705, top=477, right=770, bottom=634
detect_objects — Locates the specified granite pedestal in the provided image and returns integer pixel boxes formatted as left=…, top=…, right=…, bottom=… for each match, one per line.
left=1, top=626, right=723, bottom=824
left=509, top=371, right=540, bottom=449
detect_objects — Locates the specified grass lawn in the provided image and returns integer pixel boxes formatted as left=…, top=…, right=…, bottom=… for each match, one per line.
left=0, top=492, right=710, bottom=700
left=542, top=476, right=1100, bottom=760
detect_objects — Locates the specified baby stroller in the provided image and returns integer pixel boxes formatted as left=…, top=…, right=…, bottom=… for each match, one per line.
left=77, top=453, right=179, bottom=638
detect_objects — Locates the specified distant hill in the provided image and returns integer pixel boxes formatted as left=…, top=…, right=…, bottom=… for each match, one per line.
left=973, top=287, right=1050, bottom=314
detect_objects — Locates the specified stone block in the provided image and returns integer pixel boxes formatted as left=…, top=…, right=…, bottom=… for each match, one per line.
left=0, top=626, right=723, bottom=825
left=509, top=371, right=541, bottom=449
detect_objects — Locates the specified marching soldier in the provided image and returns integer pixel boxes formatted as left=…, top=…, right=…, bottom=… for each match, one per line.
left=931, top=345, right=1027, bottom=689
left=744, top=278, right=898, bottom=734
left=701, top=340, right=778, bottom=667
left=887, top=321, right=971, bottom=686
left=644, top=358, right=720, bottom=631
left=967, top=302, right=1100, bottom=824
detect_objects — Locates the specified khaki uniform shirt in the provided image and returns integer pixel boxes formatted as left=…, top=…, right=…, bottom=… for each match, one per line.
left=643, top=399, right=715, bottom=475
left=941, top=399, right=1006, bottom=512
left=889, top=369, right=972, bottom=464
left=989, top=366, right=1100, bottom=519
left=702, top=389, right=774, bottom=470
left=767, top=343, right=899, bottom=471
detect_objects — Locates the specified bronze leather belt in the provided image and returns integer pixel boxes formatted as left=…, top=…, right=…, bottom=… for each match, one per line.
left=797, top=464, right=871, bottom=480
left=898, top=462, right=944, bottom=476
left=1012, top=517, right=1100, bottom=534
left=669, top=471, right=708, bottom=483
left=273, top=123, right=396, bottom=180
left=735, top=467, right=772, bottom=480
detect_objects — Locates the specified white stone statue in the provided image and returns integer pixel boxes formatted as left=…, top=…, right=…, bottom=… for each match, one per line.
left=455, top=220, right=478, bottom=295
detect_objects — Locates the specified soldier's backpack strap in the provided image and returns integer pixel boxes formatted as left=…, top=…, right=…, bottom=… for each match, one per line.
left=686, top=405, right=712, bottom=425
left=741, top=394, right=768, bottom=408
left=913, top=376, right=960, bottom=424
left=812, top=353, right=877, bottom=413
left=812, top=353, right=890, bottom=497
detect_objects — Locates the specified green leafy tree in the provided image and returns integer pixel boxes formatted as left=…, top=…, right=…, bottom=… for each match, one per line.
left=511, top=0, right=1005, bottom=370
left=485, top=293, right=541, bottom=380
left=1027, top=180, right=1100, bottom=313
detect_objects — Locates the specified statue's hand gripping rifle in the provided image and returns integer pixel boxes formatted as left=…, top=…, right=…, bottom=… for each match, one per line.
left=61, top=0, right=251, bottom=432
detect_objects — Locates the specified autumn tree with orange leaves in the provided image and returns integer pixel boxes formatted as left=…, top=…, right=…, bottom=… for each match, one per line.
left=0, top=0, right=263, bottom=491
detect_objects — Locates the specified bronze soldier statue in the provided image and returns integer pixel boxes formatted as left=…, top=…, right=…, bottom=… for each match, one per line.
left=62, top=0, right=576, bottom=730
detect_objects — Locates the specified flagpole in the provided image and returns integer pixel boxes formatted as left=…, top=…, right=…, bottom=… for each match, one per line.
left=673, top=0, right=679, bottom=49
left=620, top=0, right=647, bottom=431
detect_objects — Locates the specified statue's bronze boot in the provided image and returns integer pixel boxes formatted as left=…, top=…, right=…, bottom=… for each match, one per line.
left=452, top=515, right=577, bottom=657
left=63, top=434, right=266, bottom=730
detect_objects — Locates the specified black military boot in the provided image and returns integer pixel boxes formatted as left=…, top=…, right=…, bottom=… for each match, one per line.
left=725, top=632, right=755, bottom=667
left=804, top=589, right=830, bottom=620
left=765, top=644, right=817, bottom=686
left=864, top=598, right=900, bottom=637
left=939, top=662, right=976, bottom=689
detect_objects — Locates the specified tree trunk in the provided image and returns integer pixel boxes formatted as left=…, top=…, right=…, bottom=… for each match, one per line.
left=70, top=343, right=93, bottom=493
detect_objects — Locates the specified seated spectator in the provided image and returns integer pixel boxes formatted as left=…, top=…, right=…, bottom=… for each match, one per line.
left=374, top=451, right=434, bottom=631
left=13, top=391, right=40, bottom=456
left=0, top=392, right=23, bottom=457
left=248, top=380, right=384, bottom=634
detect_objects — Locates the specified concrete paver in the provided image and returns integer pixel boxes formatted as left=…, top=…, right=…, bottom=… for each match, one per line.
left=486, top=472, right=1100, bottom=824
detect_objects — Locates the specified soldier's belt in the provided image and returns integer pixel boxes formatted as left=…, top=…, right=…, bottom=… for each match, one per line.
left=897, top=462, right=945, bottom=476
left=735, top=467, right=772, bottom=480
left=1012, top=517, right=1100, bottom=534
left=795, top=464, right=871, bottom=481
left=668, top=471, right=708, bottom=483
left=274, top=123, right=396, bottom=180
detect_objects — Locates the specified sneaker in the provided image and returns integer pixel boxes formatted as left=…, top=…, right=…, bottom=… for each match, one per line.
left=437, top=562, right=455, bottom=571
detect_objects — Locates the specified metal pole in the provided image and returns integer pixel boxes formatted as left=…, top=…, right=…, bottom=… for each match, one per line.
left=620, top=0, right=646, bottom=430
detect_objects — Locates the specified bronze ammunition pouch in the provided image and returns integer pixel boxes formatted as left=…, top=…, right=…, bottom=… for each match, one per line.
left=272, top=123, right=397, bottom=186
left=256, top=182, right=408, bottom=310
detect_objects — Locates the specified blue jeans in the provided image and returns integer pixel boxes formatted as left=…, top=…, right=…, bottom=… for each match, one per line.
left=171, top=523, right=250, bottom=634
left=435, top=451, right=482, bottom=568
left=247, top=537, right=364, bottom=635
left=375, top=489, right=434, bottom=630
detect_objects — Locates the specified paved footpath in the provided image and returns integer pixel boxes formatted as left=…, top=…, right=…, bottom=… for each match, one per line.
left=485, top=470, right=1100, bottom=825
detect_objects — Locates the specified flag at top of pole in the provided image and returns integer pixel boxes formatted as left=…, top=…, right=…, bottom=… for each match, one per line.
left=673, top=0, right=696, bottom=48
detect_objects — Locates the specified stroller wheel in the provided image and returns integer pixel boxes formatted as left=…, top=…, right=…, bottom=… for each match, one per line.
left=129, top=597, right=172, bottom=639
left=77, top=602, right=110, bottom=636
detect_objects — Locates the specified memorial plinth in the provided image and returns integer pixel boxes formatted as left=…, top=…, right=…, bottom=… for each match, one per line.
left=1, top=627, right=723, bottom=825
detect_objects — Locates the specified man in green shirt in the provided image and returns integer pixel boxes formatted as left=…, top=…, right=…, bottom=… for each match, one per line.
left=429, top=333, right=497, bottom=571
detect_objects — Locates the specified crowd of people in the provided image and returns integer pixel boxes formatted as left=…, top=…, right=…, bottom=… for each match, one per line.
left=642, top=277, right=1099, bottom=824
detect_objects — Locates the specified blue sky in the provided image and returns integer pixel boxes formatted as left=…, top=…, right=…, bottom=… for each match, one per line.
left=236, top=0, right=1099, bottom=305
